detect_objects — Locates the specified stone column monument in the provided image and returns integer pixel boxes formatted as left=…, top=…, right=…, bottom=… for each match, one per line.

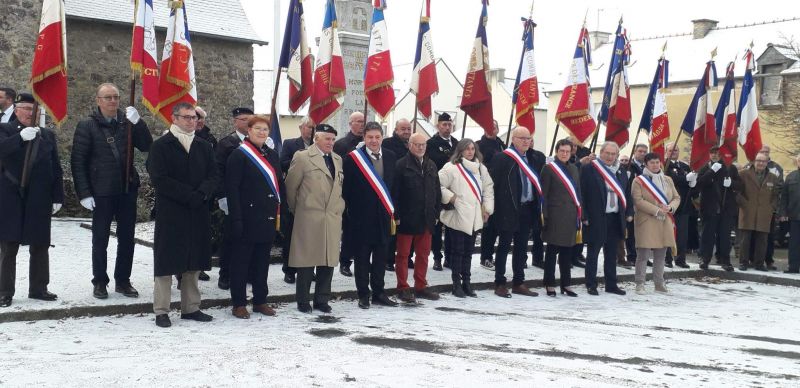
left=333, top=0, right=374, bottom=136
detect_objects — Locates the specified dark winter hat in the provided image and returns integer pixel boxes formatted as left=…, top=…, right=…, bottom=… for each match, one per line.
left=315, top=123, right=337, bottom=135
left=437, top=112, right=452, bottom=123
left=231, top=107, right=254, bottom=117
left=14, top=93, right=35, bottom=104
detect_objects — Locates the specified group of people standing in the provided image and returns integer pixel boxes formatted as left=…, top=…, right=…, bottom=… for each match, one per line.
left=1, top=83, right=799, bottom=329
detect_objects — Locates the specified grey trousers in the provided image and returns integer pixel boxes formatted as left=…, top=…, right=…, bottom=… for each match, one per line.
left=0, top=242, right=50, bottom=297
left=153, top=271, right=200, bottom=315
left=635, top=248, right=667, bottom=287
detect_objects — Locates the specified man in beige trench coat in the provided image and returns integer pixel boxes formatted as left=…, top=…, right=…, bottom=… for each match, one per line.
left=285, top=124, right=345, bottom=313
left=737, top=152, right=781, bottom=271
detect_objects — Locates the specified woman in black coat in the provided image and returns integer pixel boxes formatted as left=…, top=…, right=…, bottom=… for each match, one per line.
left=225, top=115, right=283, bottom=319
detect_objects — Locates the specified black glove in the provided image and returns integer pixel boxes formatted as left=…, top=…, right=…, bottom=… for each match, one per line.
left=441, top=202, right=455, bottom=211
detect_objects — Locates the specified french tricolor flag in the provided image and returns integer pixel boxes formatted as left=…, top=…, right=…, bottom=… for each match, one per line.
left=640, top=57, right=671, bottom=162
left=364, top=0, right=395, bottom=119
left=309, top=0, right=346, bottom=125
left=30, top=0, right=68, bottom=126
left=278, top=0, right=313, bottom=113
left=715, top=62, right=738, bottom=165
left=512, top=18, right=539, bottom=135
left=599, top=22, right=632, bottom=147
left=131, top=0, right=159, bottom=115
left=411, top=0, right=438, bottom=121
left=156, top=0, right=197, bottom=124
left=555, top=24, right=596, bottom=144
left=459, top=0, right=494, bottom=135
left=681, top=60, right=718, bottom=171
left=737, top=48, right=763, bottom=162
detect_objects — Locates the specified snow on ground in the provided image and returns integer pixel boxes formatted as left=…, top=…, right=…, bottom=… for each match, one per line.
left=1, top=279, right=799, bottom=387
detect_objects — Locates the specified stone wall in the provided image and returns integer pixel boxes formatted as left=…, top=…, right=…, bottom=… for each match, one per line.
left=1, top=8, right=256, bottom=218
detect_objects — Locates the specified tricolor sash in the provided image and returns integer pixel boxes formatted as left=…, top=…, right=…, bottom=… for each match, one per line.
left=503, top=148, right=543, bottom=197
left=456, top=163, right=482, bottom=203
left=239, top=141, right=281, bottom=230
left=590, top=160, right=627, bottom=209
left=636, top=175, right=677, bottom=244
left=349, top=147, right=396, bottom=234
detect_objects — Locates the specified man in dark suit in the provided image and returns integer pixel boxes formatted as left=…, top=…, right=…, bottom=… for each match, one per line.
left=0, top=88, right=17, bottom=124
left=213, top=107, right=253, bottom=289
left=278, top=116, right=314, bottom=283
left=580, top=141, right=631, bottom=296
left=333, top=111, right=365, bottom=277
left=382, top=118, right=412, bottom=272
left=696, top=146, right=740, bottom=271
left=426, top=112, right=458, bottom=270
left=0, top=93, right=64, bottom=307
left=489, top=126, right=543, bottom=298
left=343, top=122, right=398, bottom=309
left=664, top=142, right=693, bottom=268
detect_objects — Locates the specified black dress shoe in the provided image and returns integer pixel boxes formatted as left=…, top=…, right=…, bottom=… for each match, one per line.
left=313, top=303, right=332, bottom=313
left=339, top=265, right=353, bottom=277
left=372, top=293, right=399, bottom=307
left=587, top=288, right=599, bottom=296
left=407, top=258, right=415, bottom=269
left=115, top=283, right=139, bottom=298
left=432, top=259, right=443, bottom=271
left=29, top=290, right=58, bottom=301
left=198, top=271, right=210, bottom=281
left=297, top=303, right=313, bottom=313
left=560, top=288, right=578, bottom=297
left=546, top=288, right=557, bottom=297
left=754, top=265, right=768, bottom=272
left=675, top=261, right=690, bottom=269
left=218, top=276, right=230, bottom=290
left=739, top=265, right=748, bottom=271
left=722, top=265, right=734, bottom=272
left=699, top=262, right=709, bottom=270
left=605, top=287, right=627, bottom=296
left=358, top=296, right=370, bottom=309
left=0, top=296, right=11, bottom=307
left=155, top=314, right=171, bottom=328
left=93, top=284, right=108, bottom=299
left=665, top=262, right=674, bottom=268
left=181, top=310, right=213, bottom=322
left=284, top=273, right=296, bottom=284
left=385, top=263, right=395, bottom=272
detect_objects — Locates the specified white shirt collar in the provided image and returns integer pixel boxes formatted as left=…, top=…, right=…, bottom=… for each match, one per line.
left=367, top=147, right=383, bottom=160
left=1, top=105, right=14, bottom=123
left=236, top=131, right=246, bottom=141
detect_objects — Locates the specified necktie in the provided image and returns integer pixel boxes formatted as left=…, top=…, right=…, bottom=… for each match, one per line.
left=372, top=152, right=380, bottom=160
left=323, top=154, right=335, bottom=177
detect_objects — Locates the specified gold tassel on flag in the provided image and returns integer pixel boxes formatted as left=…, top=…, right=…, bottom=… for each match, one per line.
left=276, top=209, right=281, bottom=232
left=576, top=226, right=583, bottom=244
left=390, top=216, right=396, bottom=236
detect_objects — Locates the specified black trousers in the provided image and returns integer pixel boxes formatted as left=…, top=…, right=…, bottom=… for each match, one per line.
left=446, top=227, right=475, bottom=281
left=765, top=216, right=776, bottom=265
left=479, top=215, right=499, bottom=263
left=494, top=202, right=535, bottom=286
left=701, top=213, right=733, bottom=264
left=0, top=242, right=50, bottom=297
left=666, top=212, right=689, bottom=264
left=625, top=220, right=637, bottom=261
left=544, top=244, right=573, bottom=288
left=354, top=243, right=388, bottom=298
left=531, top=228, right=544, bottom=264
left=230, top=241, right=271, bottom=307
left=585, top=213, right=621, bottom=289
left=339, top=216, right=353, bottom=267
left=281, top=213, right=297, bottom=276
left=219, top=218, right=233, bottom=280
left=789, top=221, right=800, bottom=272
left=91, top=191, right=138, bottom=285
left=296, top=266, right=333, bottom=305
left=431, top=222, right=451, bottom=262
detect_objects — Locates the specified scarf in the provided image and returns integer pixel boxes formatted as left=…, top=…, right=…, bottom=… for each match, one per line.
left=642, top=167, right=668, bottom=194
left=170, top=124, right=195, bottom=153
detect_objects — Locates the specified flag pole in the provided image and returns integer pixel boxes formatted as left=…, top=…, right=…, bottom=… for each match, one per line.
left=504, top=101, right=515, bottom=145
left=628, top=127, right=642, bottom=159
left=589, top=120, right=602, bottom=152
left=412, top=100, right=419, bottom=133
left=549, top=122, right=561, bottom=156
left=270, top=69, right=282, bottom=134
left=506, top=18, right=530, bottom=145
left=461, top=110, right=467, bottom=139
left=124, top=74, right=136, bottom=194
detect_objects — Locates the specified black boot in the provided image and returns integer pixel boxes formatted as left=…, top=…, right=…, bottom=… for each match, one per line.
left=452, top=275, right=466, bottom=298
left=432, top=258, right=443, bottom=271
left=462, top=276, right=477, bottom=297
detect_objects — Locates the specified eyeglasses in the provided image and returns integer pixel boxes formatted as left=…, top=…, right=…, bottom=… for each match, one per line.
left=175, top=115, right=198, bottom=121
left=513, top=136, right=532, bottom=141
left=234, top=117, right=249, bottom=122
left=97, top=95, right=120, bottom=101
left=250, top=126, right=270, bottom=133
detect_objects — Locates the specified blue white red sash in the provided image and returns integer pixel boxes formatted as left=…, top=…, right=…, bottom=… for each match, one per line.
left=456, top=163, right=482, bottom=203
left=548, top=162, right=582, bottom=226
left=239, top=141, right=281, bottom=204
left=590, top=160, right=627, bottom=209
left=349, top=147, right=395, bottom=218
left=503, top=148, right=543, bottom=197
left=636, top=175, right=677, bottom=239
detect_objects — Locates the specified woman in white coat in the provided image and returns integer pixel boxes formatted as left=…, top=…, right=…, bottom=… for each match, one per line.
left=439, top=139, right=494, bottom=297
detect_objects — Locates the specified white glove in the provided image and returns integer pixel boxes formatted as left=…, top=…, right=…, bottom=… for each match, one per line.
left=711, top=163, right=722, bottom=173
left=218, top=197, right=229, bottom=215
left=80, top=197, right=96, bottom=211
left=125, top=106, right=140, bottom=124
left=769, top=167, right=779, bottom=177
left=723, top=177, right=732, bottom=188
left=52, top=203, right=62, bottom=215
left=686, top=172, right=697, bottom=188
left=20, top=127, right=38, bottom=141
left=266, top=137, right=275, bottom=150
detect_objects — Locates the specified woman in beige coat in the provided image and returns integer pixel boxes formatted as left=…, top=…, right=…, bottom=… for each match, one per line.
left=631, top=152, right=681, bottom=294
left=439, top=139, right=494, bottom=298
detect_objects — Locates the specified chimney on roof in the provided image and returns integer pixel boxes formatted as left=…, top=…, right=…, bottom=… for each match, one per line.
left=588, top=30, right=612, bottom=48
left=691, top=19, right=718, bottom=39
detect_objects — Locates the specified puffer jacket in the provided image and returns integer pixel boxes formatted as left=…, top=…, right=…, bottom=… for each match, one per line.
left=438, top=158, right=494, bottom=235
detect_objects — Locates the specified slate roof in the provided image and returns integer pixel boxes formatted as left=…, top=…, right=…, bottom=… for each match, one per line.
left=64, top=0, right=267, bottom=45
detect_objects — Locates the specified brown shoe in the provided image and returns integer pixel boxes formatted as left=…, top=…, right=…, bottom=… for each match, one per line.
left=512, top=284, right=539, bottom=297
left=414, top=288, right=440, bottom=301
left=253, top=304, right=276, bottom=316
left=232, top=306, right=250, bottom=319
left=494, top=285, right=512, bottom=298
left=398, top=289, right=416, bottom=303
